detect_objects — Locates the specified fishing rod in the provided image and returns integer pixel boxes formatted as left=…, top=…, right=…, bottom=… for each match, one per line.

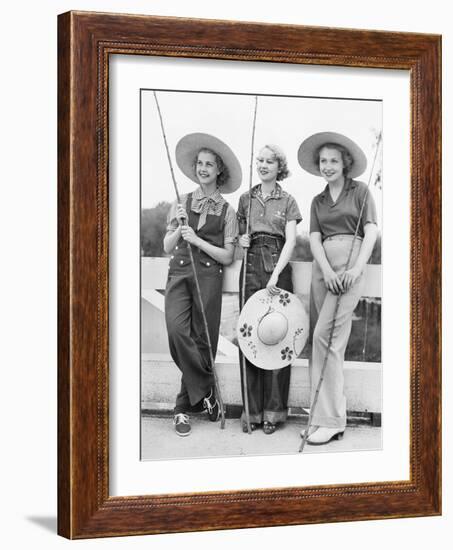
left=299, top=132, right=383, bottom=452
left=153, top=91, right=226, bottom=429
left=240, top=96, right=258, bottom=435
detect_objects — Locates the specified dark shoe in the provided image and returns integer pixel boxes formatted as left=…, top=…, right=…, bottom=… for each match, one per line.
left=173, top=413, right=191, bottom=437
left=263, top=421, right=277, bottom=435
left=203, top=389, right=220, bottom=422
left=242, top=421, right=259, bottom=433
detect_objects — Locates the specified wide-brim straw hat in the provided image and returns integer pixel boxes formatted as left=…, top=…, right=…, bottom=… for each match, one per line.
left=237, top=289, right=309, bottom=371
left=298, top=131, right=367, bottom=179
left=175, top=132, right=242, bottom=194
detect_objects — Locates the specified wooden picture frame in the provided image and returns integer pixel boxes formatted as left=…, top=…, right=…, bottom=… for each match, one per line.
left=58, top=10, right=441, bottom=538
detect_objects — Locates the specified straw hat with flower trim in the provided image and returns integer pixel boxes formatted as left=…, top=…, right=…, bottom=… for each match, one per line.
left=237, top=289, right=309, bottom=371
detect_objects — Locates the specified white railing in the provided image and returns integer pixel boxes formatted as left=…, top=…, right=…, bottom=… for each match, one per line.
left=142, top=257, right=381, bottom=359
left=142, top=257, right=381, bottom=295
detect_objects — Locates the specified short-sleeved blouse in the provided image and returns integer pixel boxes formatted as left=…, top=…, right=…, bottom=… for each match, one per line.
left=310, top=179, right=377, bottom=240
left=237, top=183, right=302, bottom=238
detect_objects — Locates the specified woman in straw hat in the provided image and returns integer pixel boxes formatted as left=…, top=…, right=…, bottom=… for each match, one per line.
left=237, top=144, right=302, bottom=435
left=164, top=133, right=241, bottom=437
left=298, top=132, right=378, bottom=445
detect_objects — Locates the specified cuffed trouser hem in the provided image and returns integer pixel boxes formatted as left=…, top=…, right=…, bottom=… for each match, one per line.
left=311, top=415, right=346, bottom=430
left=263, top=409, right=288, bottom=423
left=186, top=383, right=213, bottom=408
left=174, top=387, right=212, bottom=414
left=241, top=411, right=263, bottom=424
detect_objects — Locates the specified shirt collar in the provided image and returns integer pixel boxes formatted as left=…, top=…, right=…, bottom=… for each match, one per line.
left=319, top=178, right=357, bottom=202
left=252, top=182, right=284, bottom=200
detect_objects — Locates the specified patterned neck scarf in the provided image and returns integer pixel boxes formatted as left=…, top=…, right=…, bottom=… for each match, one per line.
left=191, top=187, right=225, bottom=230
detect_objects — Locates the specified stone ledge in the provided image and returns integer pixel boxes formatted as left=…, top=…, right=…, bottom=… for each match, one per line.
left=142, top=357, right=382, bottom=413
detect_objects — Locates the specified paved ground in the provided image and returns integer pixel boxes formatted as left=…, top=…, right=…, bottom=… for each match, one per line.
left=141, top=414, right=382, bottom=461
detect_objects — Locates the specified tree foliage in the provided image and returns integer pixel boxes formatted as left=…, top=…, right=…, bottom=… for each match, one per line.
left=141, top=202, right=172, bottom=257
left=141, top=206, right=381, bottom=264
left=291, top=231, right=381, bottom=264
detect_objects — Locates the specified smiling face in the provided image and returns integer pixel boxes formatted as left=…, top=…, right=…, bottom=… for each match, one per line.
left=195, top=150, right=220, bottom=186
left=318, top=146, right=345, bottom=184
left=256, top=147, right=279, bottom=184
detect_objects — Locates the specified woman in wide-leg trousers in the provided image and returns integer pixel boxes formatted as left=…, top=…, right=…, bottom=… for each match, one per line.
left=309, top=235, right=365, bottom=431
left=297, top=131, right=379, bottom=445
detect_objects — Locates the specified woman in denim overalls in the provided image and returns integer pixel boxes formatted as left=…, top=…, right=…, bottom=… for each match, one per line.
left=298, top=132, right=378, bottom=445
left=237, top=145, right=302, bottom=435
left=164, top=134, right=240, bottom=437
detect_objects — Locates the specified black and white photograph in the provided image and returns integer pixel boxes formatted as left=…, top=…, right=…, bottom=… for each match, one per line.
left=3, top=0, right=447, bottom=546
left=140, top=89, right=382, bottom=460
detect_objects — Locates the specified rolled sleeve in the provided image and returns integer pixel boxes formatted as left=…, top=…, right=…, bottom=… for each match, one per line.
left=236, top=194, right=248, bottom=233
left=224, top=204, right=239, bottom=245
left=286, top=195, right=302, bottom=224
left=166, top=195, right=188, bottom=233
left=309, top=199, right=321, bottom=234
left=362, top=190, right=378, bottom=226
left=237, top=195, right=247, bottom=224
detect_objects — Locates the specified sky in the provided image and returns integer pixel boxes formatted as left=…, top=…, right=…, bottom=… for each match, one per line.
left=141, top=89, right=382, bottom=232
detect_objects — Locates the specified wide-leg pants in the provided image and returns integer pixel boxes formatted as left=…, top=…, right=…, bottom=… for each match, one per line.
left=165, top=263, right=223, bottom=414
left=309, top=235, right=365, bottom=429
left=239, top=240, right=292, bottom=425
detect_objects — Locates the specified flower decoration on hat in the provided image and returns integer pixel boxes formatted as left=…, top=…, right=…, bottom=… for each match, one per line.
left=239, top=323, right=253, bottom=338
left=281, top=347, right=293, bottom=361
left=237, top=289, right=309, bottom=371
left=279, top=292, right=291, bottom=306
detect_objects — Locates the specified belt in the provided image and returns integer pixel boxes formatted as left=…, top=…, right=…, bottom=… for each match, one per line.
left=323, top=234, right=363, bottom=242
left=249, top=233, right=284, bottom=273
left=250, top=233, right=284, bottom=249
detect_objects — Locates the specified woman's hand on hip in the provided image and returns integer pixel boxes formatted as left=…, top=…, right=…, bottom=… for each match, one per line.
left=180, top=225, right=199, bottom=245
left=266, top=273, right=280, bottom=296
left=322, top=267, right=344, bottom=295
left=239, top=234, right=250, bottom=248
left=341, top=266, right=361, bottom=291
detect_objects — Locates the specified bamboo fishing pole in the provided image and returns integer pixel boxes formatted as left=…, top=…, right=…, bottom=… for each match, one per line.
left=153, top=91, right=226, bottom=429
left=299, top=132, right=382, bottom=452
left=240, top=96, right=258, bottom=435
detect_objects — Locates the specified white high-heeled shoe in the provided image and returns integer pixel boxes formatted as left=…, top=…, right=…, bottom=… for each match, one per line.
left=306, top=427, right=344, bottom=445
left=299, top=426, right=319, bottom=439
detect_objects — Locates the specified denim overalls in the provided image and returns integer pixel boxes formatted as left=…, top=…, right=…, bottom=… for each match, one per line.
left=165, top=193, right=228, bottom=414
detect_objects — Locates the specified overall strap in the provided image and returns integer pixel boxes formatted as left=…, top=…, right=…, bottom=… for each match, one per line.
left=186, top=192, right=195, bottom=230
left=186, top=192, right=193, bottom=212
left=218, top=200, right=229, bottom=246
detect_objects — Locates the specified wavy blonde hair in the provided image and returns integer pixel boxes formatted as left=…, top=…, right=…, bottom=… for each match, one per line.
left=260, top=144, right=291, bottom=181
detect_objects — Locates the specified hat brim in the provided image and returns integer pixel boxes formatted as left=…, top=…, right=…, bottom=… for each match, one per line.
left=298, top=132, right=367, bottom=179
left=237, top=289, right=309, bottom=371
left=175, top=133, right=242, bottom=194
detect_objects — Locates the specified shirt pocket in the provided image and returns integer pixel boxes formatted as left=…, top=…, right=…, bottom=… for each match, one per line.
left=271, top=251, right=280, bottom=268
left=169, top=254, right=191, bottom=271
left=272, top=209, right=287, bottom=222
left=245, top=251, right=256, bottom=270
